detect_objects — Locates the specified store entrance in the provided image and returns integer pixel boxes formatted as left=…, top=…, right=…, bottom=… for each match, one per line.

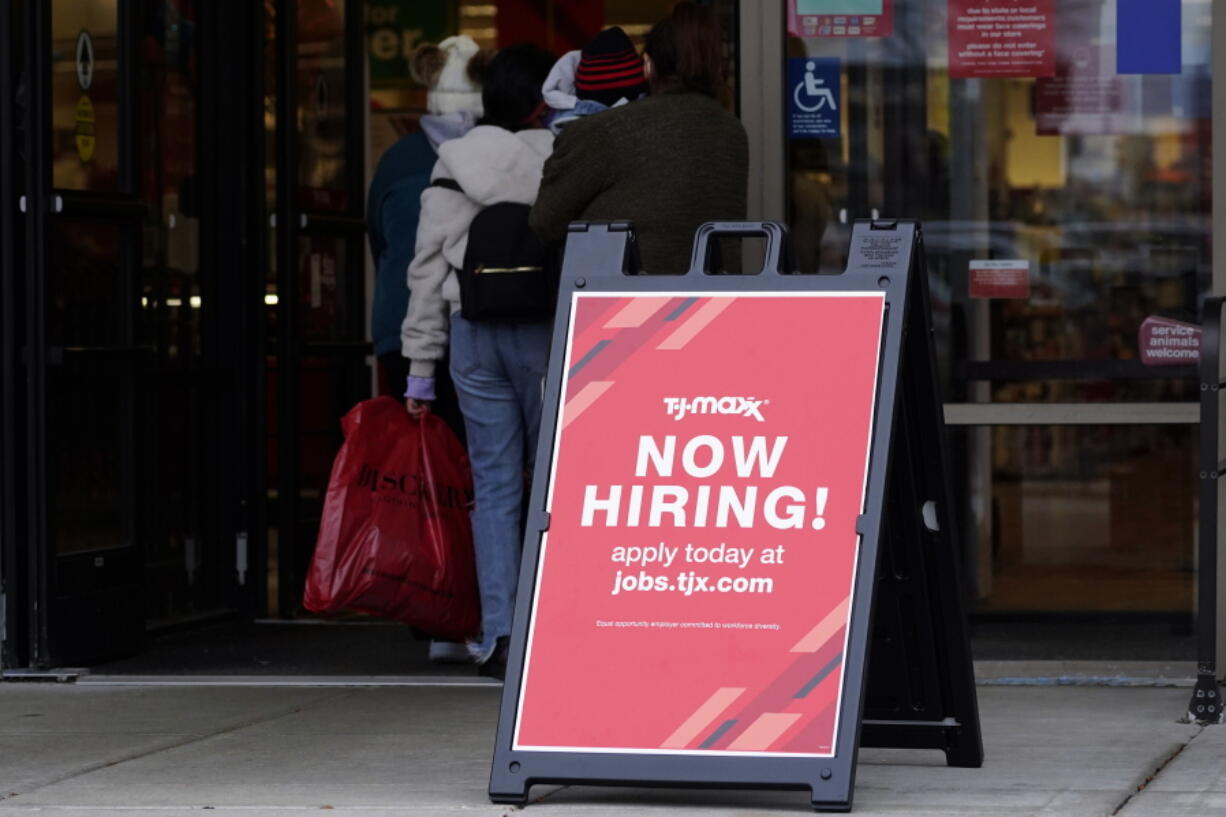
left=0, top=0, right=373, bottom=671
left=6, top=0, right=751, bottom=674
left=0, top=0, right=270, bottom=668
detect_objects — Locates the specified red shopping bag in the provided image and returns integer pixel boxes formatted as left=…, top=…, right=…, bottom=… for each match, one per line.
left=303, top=397, right=479, bottom=640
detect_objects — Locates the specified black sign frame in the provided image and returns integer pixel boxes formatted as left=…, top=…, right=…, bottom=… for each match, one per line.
left=488, top=220, right=982, bottom=812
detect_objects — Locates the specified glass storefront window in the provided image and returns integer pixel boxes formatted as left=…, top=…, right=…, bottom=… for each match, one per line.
left=783, top=1, right=1210, bottom=616
left=366, top=1, right=738, bottom=168
left=786, top=1, right=1211, bottom=403
left=953, top=423, right=1196, bottom=613
left=299, top=0, right=349, bottom=212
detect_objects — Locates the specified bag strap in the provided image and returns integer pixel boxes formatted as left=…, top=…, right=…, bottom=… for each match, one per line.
left=431, top=177, right=462, bottom=193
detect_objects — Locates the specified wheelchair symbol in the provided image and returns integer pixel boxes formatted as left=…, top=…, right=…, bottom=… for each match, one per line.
left=794, top=61, right=837, bottom=113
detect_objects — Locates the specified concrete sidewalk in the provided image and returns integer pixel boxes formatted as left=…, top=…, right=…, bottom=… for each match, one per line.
left=0, top=676, right=1219, bottom=816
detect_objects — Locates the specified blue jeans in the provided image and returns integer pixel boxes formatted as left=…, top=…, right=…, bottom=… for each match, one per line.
left=449, top=313, right=551, bottom=657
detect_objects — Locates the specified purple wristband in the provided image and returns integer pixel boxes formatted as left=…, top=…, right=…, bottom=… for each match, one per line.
left=406, top=375, right=436, bottom=401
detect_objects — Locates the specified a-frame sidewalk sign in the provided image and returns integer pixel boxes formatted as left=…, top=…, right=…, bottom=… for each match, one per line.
left=489, top=220, right=983, bottom=812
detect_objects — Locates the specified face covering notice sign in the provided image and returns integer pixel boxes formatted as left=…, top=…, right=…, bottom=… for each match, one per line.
left=948, top=0, right=1055, bottom=78
left=513, top=291, right=886, bottom=756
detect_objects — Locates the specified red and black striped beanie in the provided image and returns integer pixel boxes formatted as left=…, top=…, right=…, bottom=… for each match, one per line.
left=574, top=27, right=648, bottom=107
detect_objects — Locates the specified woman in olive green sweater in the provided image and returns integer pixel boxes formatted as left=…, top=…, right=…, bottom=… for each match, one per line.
left=529, top=2, right=748, bottom=274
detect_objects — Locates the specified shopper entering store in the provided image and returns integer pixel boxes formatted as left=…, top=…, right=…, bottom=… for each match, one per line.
left=530, top=1, right=748, bottom=274
left=401, top=44, right=556, bottom=679
left=369, top=35, right=486, bottom=443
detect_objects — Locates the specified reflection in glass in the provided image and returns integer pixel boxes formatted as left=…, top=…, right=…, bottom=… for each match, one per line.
left=48, top=370, right=126, bottom=555
left=784, top=2, right=1209, bottom=621
left=51, top=0, right=121, bottom=191
left=962, top=424, right=1195, bottom=614
left=139, top=0, right=201, bottom=362
left=298, top=0, right=348, bottom=211
left=786, top=1, right=1211, bottom=405
left=298, top=236, right=346, bottom=341
left=47, top=221, right=123, bottom=347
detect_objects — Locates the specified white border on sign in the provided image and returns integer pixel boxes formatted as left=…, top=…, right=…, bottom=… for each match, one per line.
left=512, top=290, right=887, bottom=758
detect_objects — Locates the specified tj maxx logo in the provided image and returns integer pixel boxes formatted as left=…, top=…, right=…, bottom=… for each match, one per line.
left=663, top=396, right=768, bottom=422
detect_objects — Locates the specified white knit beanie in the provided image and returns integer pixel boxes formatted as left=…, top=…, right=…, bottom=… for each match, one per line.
left=427, top=35, right=483, bottom=116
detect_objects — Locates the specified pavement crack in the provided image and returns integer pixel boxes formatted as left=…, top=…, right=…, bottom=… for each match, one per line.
left=0, top=688, right=351, bottom=805
left=1110, top=724, right=1205, bottom=815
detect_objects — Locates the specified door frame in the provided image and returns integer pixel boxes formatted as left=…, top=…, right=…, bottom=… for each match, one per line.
left=1214, top=0, right=1226, bottom=675
left=1, top=0, right=22, bottom=668
left=272, top=0, right=368, bottom=618
left=21, top=0, right=148, bottom=668
left=193, top=1, right=271, bottom=623
left=740, top=0, right=786, bottom=223
left=0, top=0, right=274, bottom=669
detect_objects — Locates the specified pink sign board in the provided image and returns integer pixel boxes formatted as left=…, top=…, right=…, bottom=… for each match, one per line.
left=949, top=0, right=1055, bottom=78
left=1138, top=316, right=1200, bottom=366
left=969, top=260, right=1029, bottom=299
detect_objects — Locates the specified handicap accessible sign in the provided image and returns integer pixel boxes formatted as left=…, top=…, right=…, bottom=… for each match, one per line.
left=788, top=57, right=841, bottom=139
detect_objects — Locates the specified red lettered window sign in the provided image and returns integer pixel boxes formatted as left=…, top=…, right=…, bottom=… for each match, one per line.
left=514, top=292, right=886, bottom=756
left=948, top=0, right=1055, bottom=78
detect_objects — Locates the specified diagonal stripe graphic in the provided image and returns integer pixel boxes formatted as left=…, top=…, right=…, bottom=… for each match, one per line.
left=561, top=381, right=614, bottom=429
left=568, top=339, right=611, bottom=377
left=705, top=630, right=845, bottom=752
left=565, top=297, right=693, bottom=389
left=604, top=296, right=673, bottom=328
left=790, top=596, right=850, bottom=653
left=726, top=712, right=803, bottom=752
left=656, top=297, right=734, bottom=350
left=572, top=296, right=621, bottom=337
left=661, top=687, right=745, bottom=749
left=665, top=296, right=699, bottom=321
left=698, top=719, right=738, bottom=749
left=794, top=653, right=844, bottom=699
left=781, top=699, right=839, bottom=754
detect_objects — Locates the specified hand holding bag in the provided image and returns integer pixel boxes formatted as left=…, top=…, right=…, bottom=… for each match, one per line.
left=303, top=397, right=479, bottom=640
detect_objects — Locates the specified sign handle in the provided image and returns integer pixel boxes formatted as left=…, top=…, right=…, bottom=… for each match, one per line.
left=686, top=220, right=791, bottom=276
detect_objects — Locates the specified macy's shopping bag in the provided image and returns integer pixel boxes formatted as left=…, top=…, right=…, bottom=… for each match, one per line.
left=303, top=397, right=479, bottom=640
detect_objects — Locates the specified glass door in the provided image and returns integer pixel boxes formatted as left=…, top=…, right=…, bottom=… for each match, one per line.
left=17, top=0, right=146, bottom=666
left=267, top=0, right=368, bottom=617
left=137, top=0, right=250, bottom=628
left=782, top=0, right=1210, bottom=619
left=1, top=0, right=24, bottom=668
left=2, top=0, right=260, bottom=669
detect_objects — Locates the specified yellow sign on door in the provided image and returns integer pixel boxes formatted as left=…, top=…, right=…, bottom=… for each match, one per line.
left=75, top=95, right=95, bottom=163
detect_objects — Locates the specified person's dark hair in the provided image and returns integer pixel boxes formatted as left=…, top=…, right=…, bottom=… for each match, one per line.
left=644, top=2, right=724, bottom=97
left=480, top=44, right=555, bottom=131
